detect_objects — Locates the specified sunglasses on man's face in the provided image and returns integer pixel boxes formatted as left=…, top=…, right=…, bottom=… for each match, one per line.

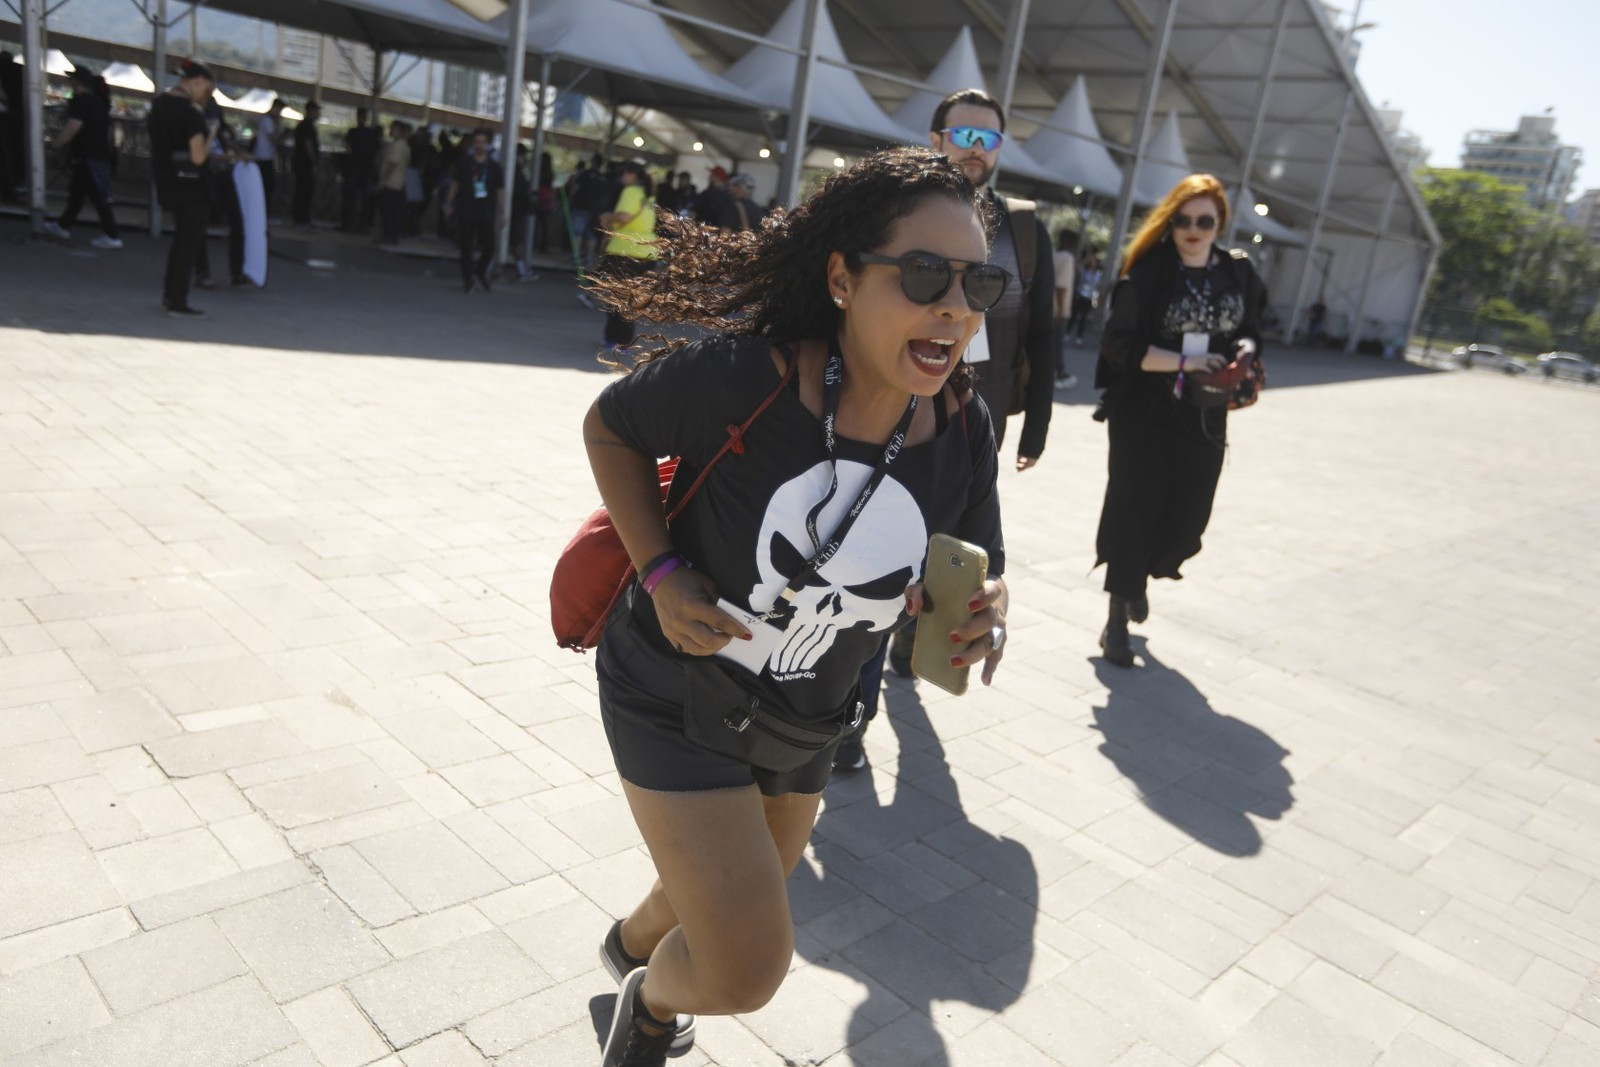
left=1171, top=212, right=1218, bottom=231
left=854, top=251, right=1012, bottom=312
left=939, top=126, right=1004, bottom=153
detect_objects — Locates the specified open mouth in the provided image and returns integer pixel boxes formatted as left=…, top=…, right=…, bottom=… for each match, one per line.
left=908, top=338, right=958, bottom=374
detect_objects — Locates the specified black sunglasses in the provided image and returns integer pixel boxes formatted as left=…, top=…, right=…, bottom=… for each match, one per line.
left=853, top=251, right=1012, bottom=312
left=1171, top=212, right=1218, bottom=231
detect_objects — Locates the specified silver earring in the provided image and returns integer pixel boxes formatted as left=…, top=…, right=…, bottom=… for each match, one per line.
left=833, top=296, right=845, bottom=308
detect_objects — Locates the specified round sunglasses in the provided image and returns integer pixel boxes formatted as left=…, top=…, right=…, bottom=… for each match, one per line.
left=939, top=126, right=1005, bottom=152
left=854, top=251, right=1012, bottom=312
left=1171, top=212, right=1218, bottom=231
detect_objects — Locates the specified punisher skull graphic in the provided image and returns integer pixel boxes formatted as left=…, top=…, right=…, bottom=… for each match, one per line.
left=716, top=460, right=925, bottom=681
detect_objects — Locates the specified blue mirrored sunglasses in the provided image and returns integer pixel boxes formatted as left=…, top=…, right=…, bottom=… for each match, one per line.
left=940, top=126, right=1004, bottom=152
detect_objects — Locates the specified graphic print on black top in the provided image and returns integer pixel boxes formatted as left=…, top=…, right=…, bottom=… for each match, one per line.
left=716, top=460, right=926, bottom=681
left=598, top=334, right=1004, bottom=720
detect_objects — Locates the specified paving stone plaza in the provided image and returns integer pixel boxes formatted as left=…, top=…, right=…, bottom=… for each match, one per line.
left=1, top=227, right=1598, bottom=1066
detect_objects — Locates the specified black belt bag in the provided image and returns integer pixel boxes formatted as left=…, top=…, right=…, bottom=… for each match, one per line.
left=681, top=661, right=862, bottom=773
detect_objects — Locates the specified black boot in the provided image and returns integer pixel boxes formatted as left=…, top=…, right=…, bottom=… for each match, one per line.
left=1125, top=594, right=1148, bottom=624
left=1100, top=596, right=1135, bottom=667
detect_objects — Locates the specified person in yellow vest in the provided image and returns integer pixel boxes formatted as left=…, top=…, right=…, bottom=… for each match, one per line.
left=598, top=159, right=658, bottom=352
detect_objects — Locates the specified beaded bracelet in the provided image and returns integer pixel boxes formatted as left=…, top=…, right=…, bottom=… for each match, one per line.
left=641, top=554, right=688, bottom=596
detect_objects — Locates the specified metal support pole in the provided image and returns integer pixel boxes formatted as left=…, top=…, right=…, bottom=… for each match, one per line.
left=20, top=0, right=46, bottom=234
left=777, top=0, right=822, bottom=208
left=526, top=52, right=551, bottom=267
left=369, top=48, right=383, bottom=119
left=1226, top=0, right=1291, bottom=247
left=496, top=0, right=529, bottom=266
left=1345, top=181, right=1398, bottom=354
left=1104, top=0, right=1178, bottom=282
left=148, top=0, right=168, bottom=238
left=1285, top=90, right=1354, bottom=342
left=1406, top=245, right=1440, bottom=358
left=989, top=0, right=1031, bottom=188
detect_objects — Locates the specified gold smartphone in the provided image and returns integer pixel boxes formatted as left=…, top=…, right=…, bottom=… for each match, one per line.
left=911, top=533, right=990, bottom=696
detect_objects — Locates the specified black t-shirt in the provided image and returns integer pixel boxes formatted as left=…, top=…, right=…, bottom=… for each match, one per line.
left=452, top=155, right=504, bottom=222
left=146, top=92, right=207, bottom=207
left=599, top=335, right=1005, bottom=720
left=66, top=91, right=112, bottom=161
left=719, top=197, right=767, bottom=232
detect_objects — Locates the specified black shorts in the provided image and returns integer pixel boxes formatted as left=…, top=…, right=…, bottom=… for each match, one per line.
left=595, top=592, right=836, bottom=797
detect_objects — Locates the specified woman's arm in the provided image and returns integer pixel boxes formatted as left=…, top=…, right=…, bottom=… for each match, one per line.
left=582, top=399, right=750, bottom=652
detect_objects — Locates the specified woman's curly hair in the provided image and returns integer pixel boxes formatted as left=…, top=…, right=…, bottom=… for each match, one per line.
left=589, top=146, right=997, bottom=388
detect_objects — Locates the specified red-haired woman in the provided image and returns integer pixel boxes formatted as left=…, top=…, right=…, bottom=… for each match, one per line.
left=1092, top=173, right=1266, bottom=666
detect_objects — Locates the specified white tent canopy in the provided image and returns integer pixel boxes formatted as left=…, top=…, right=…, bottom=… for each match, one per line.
left=101, top=62, right=155, bottom=93
left=1134, top=110, right=1192, bottom=207
left=723, top=0, right=918, bottom=147
left=1017, top=75, right=1124, bottom=199
left=1234, top=191, right=1305, bottom=246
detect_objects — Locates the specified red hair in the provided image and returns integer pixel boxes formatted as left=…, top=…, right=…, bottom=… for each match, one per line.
left=1120, top=173, right=1230, bottom=277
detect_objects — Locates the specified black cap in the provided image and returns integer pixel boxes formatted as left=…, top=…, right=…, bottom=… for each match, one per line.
left=177, top=58, right=214, bottom=81
left=68, top=66, right=96, bottom=86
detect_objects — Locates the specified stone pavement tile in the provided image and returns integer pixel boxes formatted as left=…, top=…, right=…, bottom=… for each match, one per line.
left=0, top=737, right=94, bottom=792
left=32, top=975, right=298, bottom=1067
left=1108, top=1044, right=1187, bottom=1067
left=395, top=772, right=474, bottom=819
left=846, top=1007, right=948, bottom=1067
left=120, top=782, right=201, bottom=837
left=1371, top=953, right=1557, bottom=1064
left=1398, top=1015, right=1524, bottom=1067
left=269, top=694, right=388, bottom=750
left=1234, top=933, right=1316, bottom=989
left=460, top=973, right=598, bottom=1057
left=1414, top=902, right=1538, bottom=983
left=243, top=760, right=410, bottom=829
left=81, top=916, right=247, bottom=1015
left=1086, top=880, right=1252, bottom=981
left=800, top=890, right=898, bottom=954
left=473, top=876, right=582, bottom=927
left=1208, top=846, right=1334, bottom=917
left=397, top=1030, right=488, bottom=1067
left=374, top=904, right=493, bottom=959
left=492, top=1022, right=634, bottom=1067
left=130, top=858, right=314, bottom=930
left=352, top=822, right=509, bottom=912
left=1326, top=858, right=1450, bottom=935
left=1371, top=1032, right=1462, bottom=1067
left=1002, top=976, right=1140, bottom=1065
left=229, top=746, right=373, bottom=791
left=1218, top=992, right=1381, bottom=1067
left=1279, top=898, right=1398, bottom=981
left=1284, top=959, right=1416, bottom=1049
left=177, top=705, right=272, bottom=733
left=0, top=787, right=71, bottom=845
left=211, top=811, right=298, bottom=869
left=87, top=609, right=237, bottom=659
left=95, top=826, right=240, bottom=902
left=1517, top=958, right=1588, bottom=1015
left=281, top=986, right=393, bottom=1067
left=437, top=753, right=547, bottom=807
left=526, top=712, right=614, bottom=777
left=310, top=845, right=418, bottom=927
left=2, top=704, right=69, bottom=745
left=0, top=957, right=113, bottom=1059
left=0, top=649, right=83, bottom=698
left=487, top=800, right=595, bottom=875
left=838, top=919, right=1023, bottom=1040
left=1417, top=836, right=1542, bottom=907
left=503, top=895, right=613, bottom=983
left=214, top=883, right=390, bottom=1001
left=143, top=720, right=307, bottom=779
left=1196, top=967, right=1278, bottom=1030
left=284, top=801, right=433, bottom=855
left=347, top=930, right=551, bottom=1049
left=0, top=831, right=121, bottom=940
left=136, top=654, right=297, bottom=717
left=738, top=963, right=886, bottom=1065
left=341, top=674, right=488, bottom=724
left=928, top=1016, right=1060, bottom=1066
left=1067, top=951, right=1230, bottom=1064
left=0, top=907, right=136, bottom=977
left=448, top=809, right=553, bottom=883
left=377, top=707, right=501, bottom=768
left=246, top=1044, right=322, bottom=1067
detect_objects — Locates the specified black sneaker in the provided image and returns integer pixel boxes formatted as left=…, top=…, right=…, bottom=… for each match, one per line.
left=164, top=304, right=207, bottom=319
left=886, top=627, right=914, bottom=679
left=602, top=967, right=677, bottom=1067
left=832, top=735, right=867, bottom=773
left=600, top=920, right=694, bottom=1051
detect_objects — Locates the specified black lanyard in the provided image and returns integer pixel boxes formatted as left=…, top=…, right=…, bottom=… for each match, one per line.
left=764, top=338, right=918, bottom=618
left=1181, top=255, right=1214, bottom=310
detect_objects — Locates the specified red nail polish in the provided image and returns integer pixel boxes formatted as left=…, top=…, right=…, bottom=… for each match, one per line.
left=949, top=633, right=961, bottom=644
left=740, top=633, right=753, bottom=641
left=949, top=656, right=961, bottom=667
left=967, top=599, right=982, bottom=610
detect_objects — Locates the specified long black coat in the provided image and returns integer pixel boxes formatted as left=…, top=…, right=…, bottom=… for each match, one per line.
left=1092, top=240, right=1266, bottom=596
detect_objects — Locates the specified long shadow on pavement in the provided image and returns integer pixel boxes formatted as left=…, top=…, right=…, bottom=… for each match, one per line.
left=1091, top=640, right=1294, bottom=856
left=792, top=684, right=1037, bottom=1066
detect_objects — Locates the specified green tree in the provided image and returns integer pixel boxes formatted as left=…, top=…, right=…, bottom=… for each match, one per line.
left=1415, top=168, right=1531, bottom=307
left=1508, top=219, right=1600, bottom=341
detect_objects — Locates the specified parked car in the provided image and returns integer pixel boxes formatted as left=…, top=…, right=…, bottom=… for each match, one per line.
left=1535, top=352, right=1599, bottom=383
left=1450, top=344, right=1525, bottom=374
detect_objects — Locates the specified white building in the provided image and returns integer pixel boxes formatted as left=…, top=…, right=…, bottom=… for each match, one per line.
left=1462, top=114, right=1583, bottom=210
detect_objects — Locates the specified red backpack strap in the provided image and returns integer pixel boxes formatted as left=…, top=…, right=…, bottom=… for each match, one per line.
left=665, top=344, right=797, bottom=523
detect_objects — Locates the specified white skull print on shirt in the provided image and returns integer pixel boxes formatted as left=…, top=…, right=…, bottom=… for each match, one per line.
left=716, top=459, right=926, bottom=683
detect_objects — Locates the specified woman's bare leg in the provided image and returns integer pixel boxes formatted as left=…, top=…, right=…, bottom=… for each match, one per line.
left=617, top=781, right=822, bottom=1021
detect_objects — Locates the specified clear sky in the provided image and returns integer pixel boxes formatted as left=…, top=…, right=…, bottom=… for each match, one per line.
left=1350, top=0, right=1599, bottom=196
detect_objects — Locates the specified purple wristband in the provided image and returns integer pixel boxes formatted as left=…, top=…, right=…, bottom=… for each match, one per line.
left=641, top=555, right=687, bottom=595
